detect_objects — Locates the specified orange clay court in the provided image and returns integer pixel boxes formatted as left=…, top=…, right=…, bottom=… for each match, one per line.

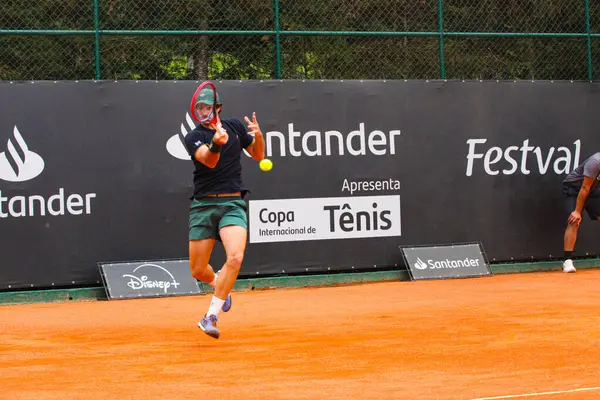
left=1, top=269, right=600, bottom=400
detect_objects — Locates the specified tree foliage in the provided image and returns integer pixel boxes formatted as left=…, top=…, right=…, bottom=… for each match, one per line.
left=0, top=0, right=597, bottom=80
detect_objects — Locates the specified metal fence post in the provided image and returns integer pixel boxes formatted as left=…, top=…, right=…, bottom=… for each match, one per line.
left=438, top=0, right=446, bottom=79
left=93, top=0, right=101, bottom=80
left=273, top=0, right=282, bottom=79
left=585, top=0, right=593, bottom=81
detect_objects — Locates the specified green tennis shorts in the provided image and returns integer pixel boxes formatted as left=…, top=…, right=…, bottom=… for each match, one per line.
left=189, top=196, right=248, bottom=241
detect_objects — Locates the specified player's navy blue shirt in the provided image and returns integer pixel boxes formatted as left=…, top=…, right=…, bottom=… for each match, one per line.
left=184, top=117, right=254, bottom=199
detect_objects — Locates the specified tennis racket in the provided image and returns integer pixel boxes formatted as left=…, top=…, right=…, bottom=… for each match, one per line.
left=190, top=81, right=219, bottom=125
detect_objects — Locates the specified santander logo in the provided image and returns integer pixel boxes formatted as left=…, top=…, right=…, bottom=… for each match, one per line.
left=0, top=125, right=98, bottom=219
left=166, top=113, right=195, bottom=160
left=166, top=112, right=252, bottom=160
left=0, top=126, right=45, bottom=182
left=414, top=257, right=428, bottom=270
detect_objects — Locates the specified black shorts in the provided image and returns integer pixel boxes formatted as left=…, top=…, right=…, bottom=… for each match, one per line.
left=562, top=183, right=600, bottom=220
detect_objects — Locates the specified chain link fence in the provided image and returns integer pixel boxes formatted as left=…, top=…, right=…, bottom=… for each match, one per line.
left=1, top=0, right=599, bottom=81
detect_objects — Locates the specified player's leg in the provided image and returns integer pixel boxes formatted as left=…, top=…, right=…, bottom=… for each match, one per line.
left=192, top=239, right=223, bottom=339
left=562, top=184, right=578, bottom=273
left=214, top=198, right=249, bottom=304
left=584, top=194, right=600, bottom=272
left=215, top=225, right=247, bottom=299
left=188, top=199, right=229, bottom=292
left=204, top=199, right=247, bottom=313
left=189, top=242, right=228, bottom=313
left=198, top=198, right=247, bottom=339
left=188, top=198, right=219, bottom=283
left=189, top=198, right=225, bottom=338
left=189, top=239, right=216, bottom=283
left=566, top=192, right=600, bottom=274
left=199, top=226, right=246, bottom=340
left=563, top=224, right=578, bottom=273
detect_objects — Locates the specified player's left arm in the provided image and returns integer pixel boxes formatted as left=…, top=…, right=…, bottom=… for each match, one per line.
left=243, top=112, right=265, bottom=161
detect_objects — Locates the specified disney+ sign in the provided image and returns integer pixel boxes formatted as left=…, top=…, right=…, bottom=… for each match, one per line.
left=99, top=259, right=202, bottom=299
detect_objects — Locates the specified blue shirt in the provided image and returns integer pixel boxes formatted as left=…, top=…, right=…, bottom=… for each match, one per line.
left=184, top=117, right=254, bottom=199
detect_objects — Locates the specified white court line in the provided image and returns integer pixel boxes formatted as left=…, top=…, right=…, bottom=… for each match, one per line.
left=472, top=386, right=600, bottom=400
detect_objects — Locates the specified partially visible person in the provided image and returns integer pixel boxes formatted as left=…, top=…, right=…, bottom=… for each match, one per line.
left=561, top=152, right=600, bottom=273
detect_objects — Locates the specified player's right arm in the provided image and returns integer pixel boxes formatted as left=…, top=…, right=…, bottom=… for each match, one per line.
left=571, top=156, right=600, bottom=225
left=193, top=144, right=220, bottom=169
left=186, top=124, right=229, bottom=169
left=569, top=176, right=594, bottom=226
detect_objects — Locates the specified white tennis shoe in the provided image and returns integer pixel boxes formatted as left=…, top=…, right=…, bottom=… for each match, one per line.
left=562, top=259, right=576, bottom=273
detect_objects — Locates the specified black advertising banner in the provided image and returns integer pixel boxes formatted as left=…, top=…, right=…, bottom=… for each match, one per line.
left=1, top=80, right=599, bottom=289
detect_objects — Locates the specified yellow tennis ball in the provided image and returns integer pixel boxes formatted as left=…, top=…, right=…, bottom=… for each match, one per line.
left=259, top=158, right=273, bottom=172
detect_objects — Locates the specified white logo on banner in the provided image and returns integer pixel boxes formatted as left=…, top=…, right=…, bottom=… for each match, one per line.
left=122, top=263, right=181, bottom=294
left=263, top=123, right=401, bottom=157
left=167, top=112, right=251, bottom=160
left=465, top=138, right=581, bottom=176
left=0, top=126, right=45, bottom=182
left=0, top=125, right=97, bottom=219
left=421, top=257, right=481, bottom=269
left=414, top=257, right=428, bottom=270
left=166, top=113, right=195, bottom=160
left=249, top=195, right=401, bottom=243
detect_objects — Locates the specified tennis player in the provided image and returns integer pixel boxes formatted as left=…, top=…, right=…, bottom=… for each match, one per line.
left=562, top=152, right=600, bottom=273
left=184, top=86, right=265, bottom=339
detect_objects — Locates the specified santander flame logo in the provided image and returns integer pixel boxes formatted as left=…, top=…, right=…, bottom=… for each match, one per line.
left=0, top=126, right=45, bottom=182
left=166, top=112, right=252, bottom=160
left=414, top=257, right=428, bottom=270
left=166, top=113, right=195, bottom=160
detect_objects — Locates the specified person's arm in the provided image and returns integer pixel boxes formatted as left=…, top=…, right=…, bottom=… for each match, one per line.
left=193, top=123, right=229, bottom=169
left=570, top=157, right=600, bottom=225
left=569, top=176, right=594, bottom=226
left=243, top=112, right=265, bottom=161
